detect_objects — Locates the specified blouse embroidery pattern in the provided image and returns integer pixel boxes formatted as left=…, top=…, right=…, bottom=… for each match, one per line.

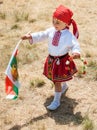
left=52, top=31, right=61, bottom=46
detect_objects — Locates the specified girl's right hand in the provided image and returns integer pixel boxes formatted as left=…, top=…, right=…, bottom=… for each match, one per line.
left=21, top=34, right=32, bottom=40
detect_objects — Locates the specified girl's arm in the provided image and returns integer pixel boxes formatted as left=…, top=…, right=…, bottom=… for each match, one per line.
left=21, top=27, right=53, bottom=44
left=70, top=35, right=81, bottom=59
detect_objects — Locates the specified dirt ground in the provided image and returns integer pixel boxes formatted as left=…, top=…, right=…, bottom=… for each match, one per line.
left=0, top=0, right=97, bottom=130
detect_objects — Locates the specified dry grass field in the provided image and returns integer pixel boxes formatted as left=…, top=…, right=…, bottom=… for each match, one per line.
left=0, top=0, right=97, bottom=130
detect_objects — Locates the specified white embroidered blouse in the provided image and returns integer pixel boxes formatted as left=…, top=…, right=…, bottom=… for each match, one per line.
left=29, top=27, right=80, bottom=56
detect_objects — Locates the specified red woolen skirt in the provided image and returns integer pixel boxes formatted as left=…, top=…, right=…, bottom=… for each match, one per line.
left=43, top=53, right=77, bottom=82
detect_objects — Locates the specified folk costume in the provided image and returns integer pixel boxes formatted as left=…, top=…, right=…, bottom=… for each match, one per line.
left=29, top=5, right=80, bottom=83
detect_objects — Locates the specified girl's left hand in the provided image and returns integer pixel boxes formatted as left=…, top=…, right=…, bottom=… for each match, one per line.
left=69, top=53, right=80, bottom=60
left=21, top=34, right=32, bottom=40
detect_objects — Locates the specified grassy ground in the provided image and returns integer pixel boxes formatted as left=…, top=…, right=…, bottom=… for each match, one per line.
left=0, top=0, right=97, bottom=130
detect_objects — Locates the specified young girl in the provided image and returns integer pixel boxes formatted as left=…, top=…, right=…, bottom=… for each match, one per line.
left=21, top=5, right=80, bottom=110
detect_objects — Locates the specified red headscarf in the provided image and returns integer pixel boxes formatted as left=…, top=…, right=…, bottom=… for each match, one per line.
left=53, top=5, right=79, bottom=39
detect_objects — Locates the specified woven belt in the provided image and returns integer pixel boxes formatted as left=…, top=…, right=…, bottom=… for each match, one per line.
left=49, top=53, right=68, bottom=59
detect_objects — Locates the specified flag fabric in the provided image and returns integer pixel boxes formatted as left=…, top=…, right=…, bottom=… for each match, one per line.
left=5, top=40, right=22, bottom=100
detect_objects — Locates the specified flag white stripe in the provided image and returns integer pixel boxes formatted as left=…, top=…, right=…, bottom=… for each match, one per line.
left=6, top=94, right=16, bottom=99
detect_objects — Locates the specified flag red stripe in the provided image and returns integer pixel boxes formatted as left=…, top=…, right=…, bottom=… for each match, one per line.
left=5, top=76, right=15, bottom=95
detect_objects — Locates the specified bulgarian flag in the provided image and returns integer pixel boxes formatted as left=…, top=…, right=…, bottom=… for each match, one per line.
left=5, top=40, right=22, bottom=100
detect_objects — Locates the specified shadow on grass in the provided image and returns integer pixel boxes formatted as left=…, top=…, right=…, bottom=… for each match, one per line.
left=9, top=95, right=83, bottom=130
left=44, top=95, right=83, bottom=125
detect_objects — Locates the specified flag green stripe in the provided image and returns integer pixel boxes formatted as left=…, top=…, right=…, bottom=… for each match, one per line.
left=13, top=95, right=18, bottom=100
left=13, top=85, right=18, bottom=95
left=11, top=57, right=17, bottom=67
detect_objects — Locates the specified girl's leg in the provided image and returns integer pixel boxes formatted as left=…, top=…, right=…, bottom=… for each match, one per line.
left=47, top=82, right=62, bottom=110
left=55, top=82, right=61, bottom=92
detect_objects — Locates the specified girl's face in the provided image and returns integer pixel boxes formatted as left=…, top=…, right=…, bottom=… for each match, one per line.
left=53, top=18, right=67, bottom=31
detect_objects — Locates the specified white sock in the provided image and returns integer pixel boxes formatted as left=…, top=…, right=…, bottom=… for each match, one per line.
left=53, top=92, right=61, bottom=103
left=61, top=82, right=68, bottom=94
left=61, top=82, right=67, bottom=88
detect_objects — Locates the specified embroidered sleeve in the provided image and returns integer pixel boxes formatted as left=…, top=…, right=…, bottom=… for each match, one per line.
left=30, top=27, right=53, bottom=44
left=71, top=35, right=81, bottom=54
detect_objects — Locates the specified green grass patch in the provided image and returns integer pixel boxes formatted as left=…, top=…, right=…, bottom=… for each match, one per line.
left=30, top=78, right=45, bottom=88
left=14, top=11, right=29, bottom=22
left=82, top=114, right=94, bottom=130
left=0, top=11, right=6, bottom=19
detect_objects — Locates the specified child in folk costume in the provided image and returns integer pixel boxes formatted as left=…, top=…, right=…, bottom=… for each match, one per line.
left=21, top=5, right=81, bottom=110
